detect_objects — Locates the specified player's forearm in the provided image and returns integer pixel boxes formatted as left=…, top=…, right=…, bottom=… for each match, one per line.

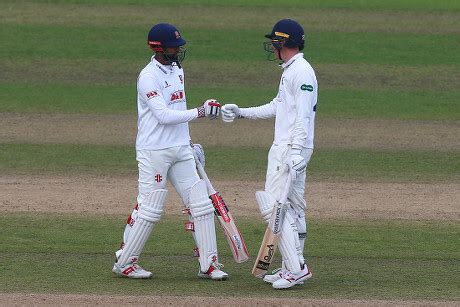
left=240, top=101, right=276, bottom=119
left=291, top=117, right=309, bottom=148
left=154, top=108, right=198, bottom=125
left=291, top=96, right=310, bottom=147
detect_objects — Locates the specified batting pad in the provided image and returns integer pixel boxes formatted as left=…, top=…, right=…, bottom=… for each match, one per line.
left=256, top=191, right=303, bottom=272
left=294, top=208, right=307, bottom=252
left=255, top=191, right=276, bottom=223
left=116, top=189, right=168, bottom=267
left=189, top=180, right=218, bottom=272
left=278, top=210, right=303, bottom=273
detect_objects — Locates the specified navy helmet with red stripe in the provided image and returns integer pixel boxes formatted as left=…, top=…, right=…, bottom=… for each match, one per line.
left=148, top=23, right=186, bottom=50
left=147, top=23, right=187, bottom=68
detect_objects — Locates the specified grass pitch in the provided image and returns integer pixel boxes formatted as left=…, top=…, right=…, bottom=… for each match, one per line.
left=1, top=214, right=458, bottom=300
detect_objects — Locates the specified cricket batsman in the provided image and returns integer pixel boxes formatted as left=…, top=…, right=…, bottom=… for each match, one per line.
left=112, top=23, right=228, bottom=280
left=221, top=19, right=317, bottom=289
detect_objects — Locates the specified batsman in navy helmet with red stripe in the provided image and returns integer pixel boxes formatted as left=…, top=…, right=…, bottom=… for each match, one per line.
left=112, top=23, right=228, bottom=280
left=222, top=19, right=317, bottom=289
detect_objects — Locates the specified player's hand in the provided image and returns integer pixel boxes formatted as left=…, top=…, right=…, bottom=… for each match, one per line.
left=288, top=147, right=306, bottom=182
left=198, top=99, right=221, bottom=119
left=191, top=143, right=206, bottom=167
left=221, top=104, right=240, bottom=123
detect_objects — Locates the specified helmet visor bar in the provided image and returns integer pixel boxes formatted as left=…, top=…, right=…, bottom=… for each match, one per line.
left=163, top=46, right=186, bottom=68
left=264, top=37, right=285, bottom=52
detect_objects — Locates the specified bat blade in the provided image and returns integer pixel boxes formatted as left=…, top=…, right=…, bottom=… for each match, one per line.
left=210, top=192, right=249, bottom=263
left=251, top=228, right=279, bottom=278
left=211, top=193, right=231, bottom=223
left=252, top=169, right=292, bottom=278
left=191, top=147, right=249, bottom=263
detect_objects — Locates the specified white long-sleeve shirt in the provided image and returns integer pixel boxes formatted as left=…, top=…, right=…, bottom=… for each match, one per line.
left=240, top=53, right=317, bottom=149
left=136, top=57, right=199, bottom=150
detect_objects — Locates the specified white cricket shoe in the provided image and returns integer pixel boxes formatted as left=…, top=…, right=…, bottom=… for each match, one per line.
left=198, top=263, right=228, bottom=281
left=263, top=267, right=288, bottom=284
left=112, top=263, right=153, bottom=279
left=112, top=256, right=152, bottom=279
left=272, top=264, right=312, bottom=289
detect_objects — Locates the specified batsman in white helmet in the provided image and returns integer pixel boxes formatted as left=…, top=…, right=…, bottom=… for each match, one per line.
left=112, top=23, right=228, bottom=280
left=222, top=19, right=317, bottom=289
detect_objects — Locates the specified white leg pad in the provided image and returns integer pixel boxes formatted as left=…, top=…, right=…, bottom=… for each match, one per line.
left=294, top=209, right=307, bottom=253
left=278, top=210, right=303, bottom=272
left=255, top=191, right=276, bottom=223
left=116, top=189, right=167, bottom=267
left=189, top=180, right=217, bottom=272
left=256, top=190, right=303, bottom=272
left=115, top=204, right=139, bottom=255
left=114, top=204, right=139, bottom=259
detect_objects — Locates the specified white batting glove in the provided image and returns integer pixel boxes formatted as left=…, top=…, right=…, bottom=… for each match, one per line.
left=191, top=143, right=206, bottom=167
left=288, top=146, right=306, bottom=182
left=221, top=104, right=241, bottom=123
left=197, top=99, right=221, bottom=119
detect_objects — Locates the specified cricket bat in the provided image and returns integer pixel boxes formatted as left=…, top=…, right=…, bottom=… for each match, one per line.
left=252, top=169, right=292, bottom=278
left=192, top=150, right=249, bottom=263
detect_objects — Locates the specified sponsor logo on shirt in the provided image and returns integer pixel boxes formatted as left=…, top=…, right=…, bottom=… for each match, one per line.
left=156, top=64, right=168, bottom=74
left=178, top=75, right=183, bottom=84
left=146, top=90, right=159, bottom=99
left=170, top=90, right=185, bottom=104
left=301, top=84, right=313, bottom=92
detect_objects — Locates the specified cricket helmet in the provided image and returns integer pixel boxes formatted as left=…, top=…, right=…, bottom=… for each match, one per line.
left=148, top=23, right=187, bottom=67
left=148, top=23, right=186, bottom=50
left=265, top=19, right=305, bottom=51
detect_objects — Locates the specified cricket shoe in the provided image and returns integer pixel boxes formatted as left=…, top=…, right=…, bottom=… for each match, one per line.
left=264, top=267, right=305, bottom=285
left=263, top=267, right=288, bottom=284
left=272, top=264, right=312, bottom=289
left=112, top=257, right=152, bottom=279
left=198, top=263, right=228, bottom=281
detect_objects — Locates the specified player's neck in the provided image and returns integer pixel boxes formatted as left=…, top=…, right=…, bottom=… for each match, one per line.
left=154, top=54, right=169, bottom=66
left=281, top=49, right=300, bottom=63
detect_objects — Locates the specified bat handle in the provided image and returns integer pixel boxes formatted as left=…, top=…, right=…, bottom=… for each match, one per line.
left=278, top=167, right=292, bottom=204
left=191, top=148, right=217, bottom=195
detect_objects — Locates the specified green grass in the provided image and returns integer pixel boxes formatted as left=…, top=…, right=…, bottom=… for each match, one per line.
left=11, top=0, right=460, bottom=11
left=1, top=84, right=458, bottom=120
left=1, top=144, right=458, bottom=182
left=2, top=2, right=458, bottom=125
left=320, top=90, right=460, bottom=120
left=3, top=24, right=459, bottom=67
left=1, top=213, right=458, bottom=299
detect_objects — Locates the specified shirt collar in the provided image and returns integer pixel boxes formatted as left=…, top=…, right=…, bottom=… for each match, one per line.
left=151, top=56, right=175, bottom=72
left=281, top=53, right=303, bottom=69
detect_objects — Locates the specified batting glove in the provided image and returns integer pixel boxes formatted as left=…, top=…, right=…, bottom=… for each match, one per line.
left=197, top=99, right=221, bottom=119
left=221, top=104, right=241, bottom=123
left=288, top=146, right=306, bottom=182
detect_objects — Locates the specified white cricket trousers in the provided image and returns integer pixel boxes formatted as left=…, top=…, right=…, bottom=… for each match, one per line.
left=136, top=145, right=200, bottom=207
left=264, top=144, right=313, bottom=211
